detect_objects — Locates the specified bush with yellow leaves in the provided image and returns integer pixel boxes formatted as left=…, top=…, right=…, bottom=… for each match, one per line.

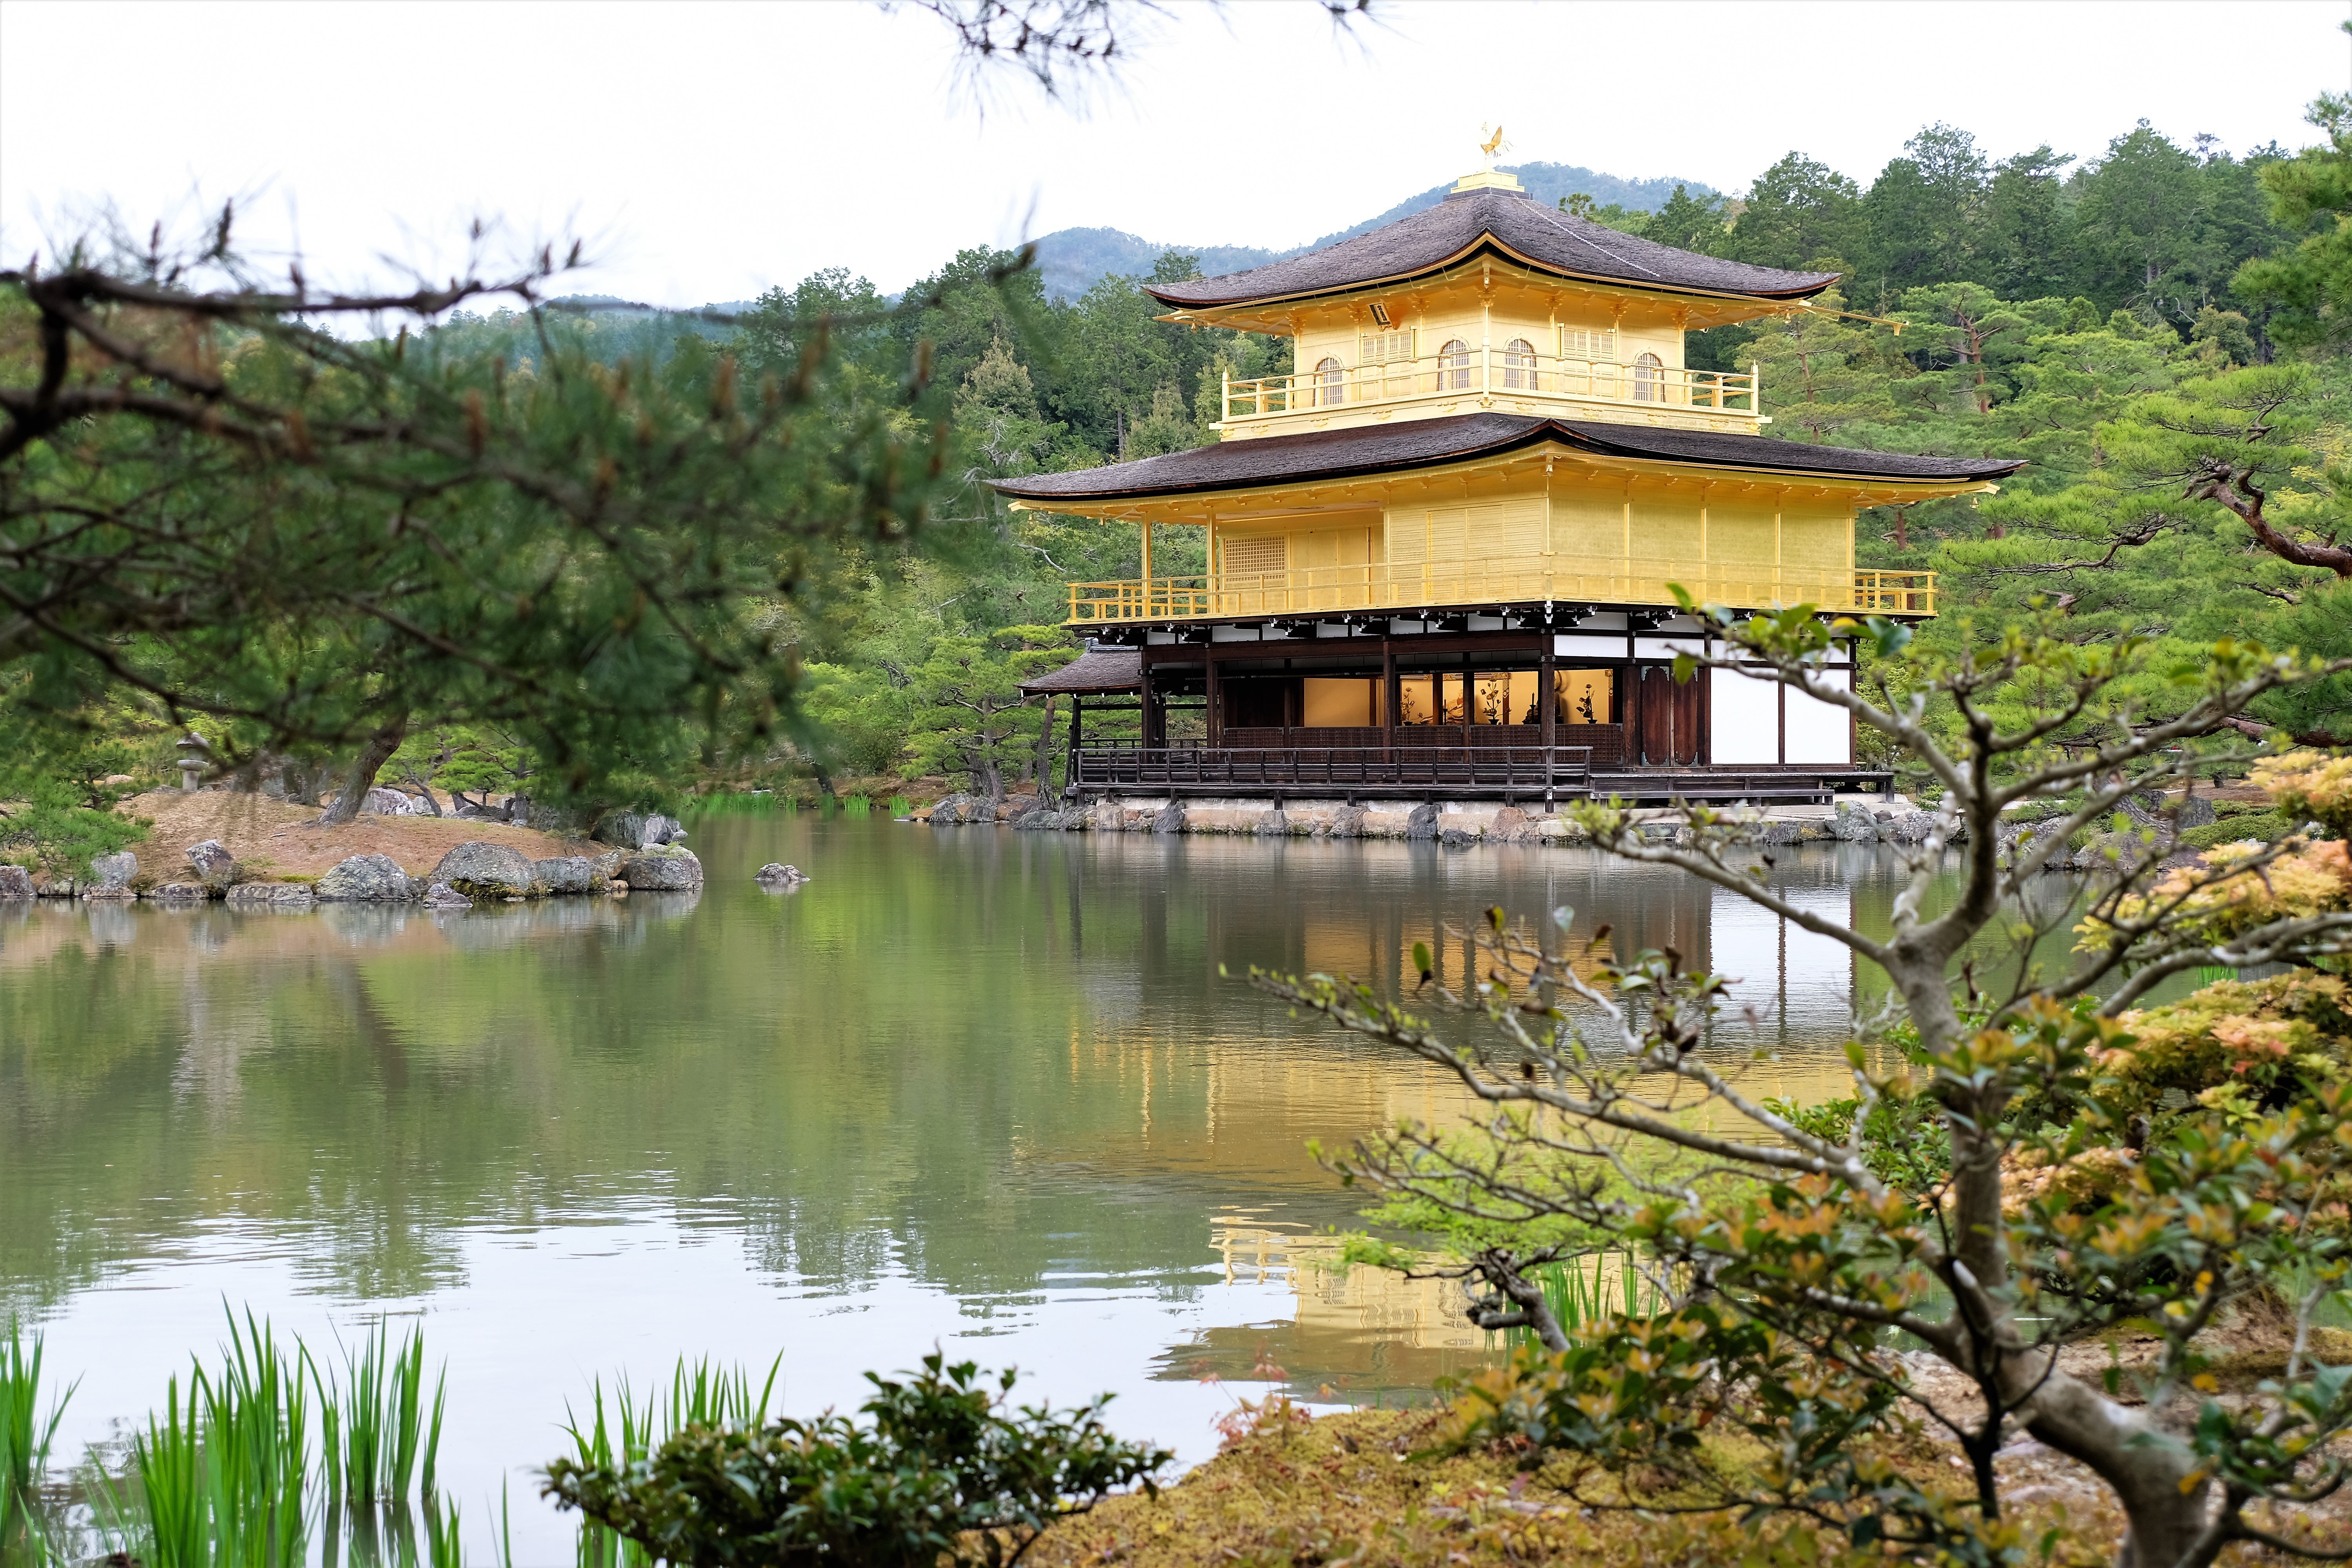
left=2097, top=972, right=2352, bottom=1118
left=2253, top=750, right=2352, bottom=839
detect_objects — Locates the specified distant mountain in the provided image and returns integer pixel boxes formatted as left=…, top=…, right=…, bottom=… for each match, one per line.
left=1027, top=229, right=1285, bottom=303
left=1299, top=161, right=1714, bottom=250
left=1027, top=162, right=1716, bottom=300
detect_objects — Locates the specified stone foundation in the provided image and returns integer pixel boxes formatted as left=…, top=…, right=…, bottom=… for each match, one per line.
left=946, top=794, right=1872, bottom=848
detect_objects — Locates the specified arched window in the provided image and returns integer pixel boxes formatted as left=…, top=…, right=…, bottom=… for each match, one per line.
left=1437, top=338, right=1472, bottom=392
left=1632, top=351, right=1663, bottom=403
left=1502, top=338, right=1537, bottom=390
left=1315, top=356, right=1344, bottom=408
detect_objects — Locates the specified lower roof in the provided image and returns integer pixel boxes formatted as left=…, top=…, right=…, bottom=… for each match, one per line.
left=992, top=413, right=2024, bottom=503
left=1016, top=646, right=1143, bottom=695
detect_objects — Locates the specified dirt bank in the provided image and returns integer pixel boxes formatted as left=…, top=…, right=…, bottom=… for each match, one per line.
left=121, top=789, right=595, bottom=882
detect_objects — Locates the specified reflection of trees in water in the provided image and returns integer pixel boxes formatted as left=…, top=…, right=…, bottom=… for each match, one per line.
left=3, top=827, right=1988, bottom=1332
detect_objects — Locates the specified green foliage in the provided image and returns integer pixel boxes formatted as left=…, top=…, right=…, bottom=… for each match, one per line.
left=315, top=1319, right=446, bottom=1509
left=0, top=765, right=149, bottom=877
left=560, top=1357, right=781, bottom=1568
left=0, top=1322, right=71, bottom=1563
left=903, top=625, right=1076, bottom=796
left=2233, top=64, right=2352, bottom=350
left=1761, top=1092, right=1952, bottom=1191
left=2, top=222, right=983, bottom=813
left=1446, top=1313, right=2047, bottom=1567
left=105, top=1314, right=313, bottom=1568
left=542, top=1352, right=1169, bottom=1568
left=2178, top=811, right=2293, bottom=849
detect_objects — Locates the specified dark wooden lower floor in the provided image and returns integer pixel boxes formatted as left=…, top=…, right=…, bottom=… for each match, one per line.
left=1069, top=741, right=1887, bottom=805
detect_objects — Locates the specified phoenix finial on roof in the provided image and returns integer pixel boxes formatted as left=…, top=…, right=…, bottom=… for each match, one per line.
left=1478, top=124, right=1510, bottom=170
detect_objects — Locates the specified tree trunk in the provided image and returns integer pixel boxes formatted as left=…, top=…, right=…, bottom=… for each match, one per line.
left=401, top=771, right=444, bottom=817
left=283, top=758, right=323, bottom=807
left=2010, top=1368, right=2216, bottom=1568
left=318, top=714, right=407, bottom=826
left=1033, top=695, right=1057, bottom=797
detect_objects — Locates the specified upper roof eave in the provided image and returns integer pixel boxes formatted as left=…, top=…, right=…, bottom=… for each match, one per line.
left=1144, top=235, right=1836, bottom=315
left=1140, top=187, right=1840, bottom=314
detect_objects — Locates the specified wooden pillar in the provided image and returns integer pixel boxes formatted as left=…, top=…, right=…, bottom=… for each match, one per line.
left=1205, top=650, right=1222, bottom=748
left=1138, top=656, right=1158, bottom=749
left=1068, top=695, right=1084, bottom=791
left=1534, top=644, right=1552, bottom=752
left=1140, top=519, right=1154, bottom=613
left=1382, top=640, right=1397, bottom=767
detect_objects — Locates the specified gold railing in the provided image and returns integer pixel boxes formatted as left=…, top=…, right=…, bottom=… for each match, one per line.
left=1225, top=352, right=1757, bottom=423
left=1066, top=565, right=1935, bottom=624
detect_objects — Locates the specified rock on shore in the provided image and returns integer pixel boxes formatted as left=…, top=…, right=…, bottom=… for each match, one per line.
left=430, top=841, right=546, bottom=899
left=533, top=856, right=606, bottom=895
left=315, top=853, right=415, bottom=902
left=620, top=845, right=703, bottom=890
left=86, top=851, right=138, bottom=897
left=226, top=882, right=316, bottom=909
left=186, top=839, right=238, bottom=890
left=0, top=866, right=34, bottom=901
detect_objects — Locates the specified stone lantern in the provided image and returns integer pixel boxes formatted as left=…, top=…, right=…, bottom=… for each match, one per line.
left=175, top=733, right=211, bottom=792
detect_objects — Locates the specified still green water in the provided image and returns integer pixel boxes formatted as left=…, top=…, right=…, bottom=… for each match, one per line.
left=4, top=814, right=1943, bottom=1559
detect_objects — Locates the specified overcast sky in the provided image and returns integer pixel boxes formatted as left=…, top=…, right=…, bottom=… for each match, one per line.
left=4, top=0, right=2347, bottom=309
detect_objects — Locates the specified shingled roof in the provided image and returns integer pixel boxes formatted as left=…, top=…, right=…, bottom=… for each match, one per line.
left=1016, top=646, right=1142, bottom=695
left=1146, top=187, right=1838, bottom=310
left=992, top=414, right=2025, bottom=503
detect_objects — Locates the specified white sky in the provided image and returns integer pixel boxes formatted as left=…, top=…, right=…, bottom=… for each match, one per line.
left=4, top=0, right=2348, bottom=309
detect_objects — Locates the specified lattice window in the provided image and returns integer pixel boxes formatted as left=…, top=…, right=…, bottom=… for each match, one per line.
left=1358, top=330, right=1415, bottom=364
left=1502, top=338, right=1537, bottom=390
left=1557, top=326, right=1617, bottom=362
left=1314, top=356, right=1345, bottom=407
left=1221, top=534, right=1287, bottom=581
left=1436, top=338, right=1473, bottom=391
left=1632, top=351, right=1663, bottom=402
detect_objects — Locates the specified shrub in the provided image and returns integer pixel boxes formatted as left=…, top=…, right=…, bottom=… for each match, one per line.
left=2254, top=750, right=2352, bottom=838
left=2179, top=811, right=2292, bottom=849
left=2098, top=971, right=2352, bottom=1120
left=542, top=1354, right=1169, bottom=1568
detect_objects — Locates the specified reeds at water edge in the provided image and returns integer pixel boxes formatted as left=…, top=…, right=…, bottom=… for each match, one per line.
left=2, top=1320, right=76, bottom=1563
left=103, top=1312, right=313, bottom=1568
left=70, top=1310, right=452, bottom=1568
left=1507, top=1252, right=1664, bottom=1348
left=316, top=1320, right=446, bottom=1510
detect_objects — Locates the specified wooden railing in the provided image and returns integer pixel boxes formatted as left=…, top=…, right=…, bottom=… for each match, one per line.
left=1225, top=352, right=1757, bottom=423
left=1065, top=566, right=1936, bottom=624
left=1074, top=741, right=1594, bottom=799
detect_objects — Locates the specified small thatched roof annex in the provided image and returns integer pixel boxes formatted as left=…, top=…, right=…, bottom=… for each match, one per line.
left=1018, top=646, right=1142, bottom=696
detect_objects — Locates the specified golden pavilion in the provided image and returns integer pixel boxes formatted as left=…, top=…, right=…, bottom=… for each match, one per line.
left=1001, top=153, right=2022, bottom=805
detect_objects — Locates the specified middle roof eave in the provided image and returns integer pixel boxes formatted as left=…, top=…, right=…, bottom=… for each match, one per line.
left=989, top=413, right=2026, bottom=504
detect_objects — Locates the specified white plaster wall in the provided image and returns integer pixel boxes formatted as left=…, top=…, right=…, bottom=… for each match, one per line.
left=1711, top=667, right=1779, bottom=764
left=1786, top=668, right=1853, bottom=764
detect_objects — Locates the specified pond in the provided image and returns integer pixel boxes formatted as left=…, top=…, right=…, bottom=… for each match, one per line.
left=0, top=814, right=2015, bottom=1559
